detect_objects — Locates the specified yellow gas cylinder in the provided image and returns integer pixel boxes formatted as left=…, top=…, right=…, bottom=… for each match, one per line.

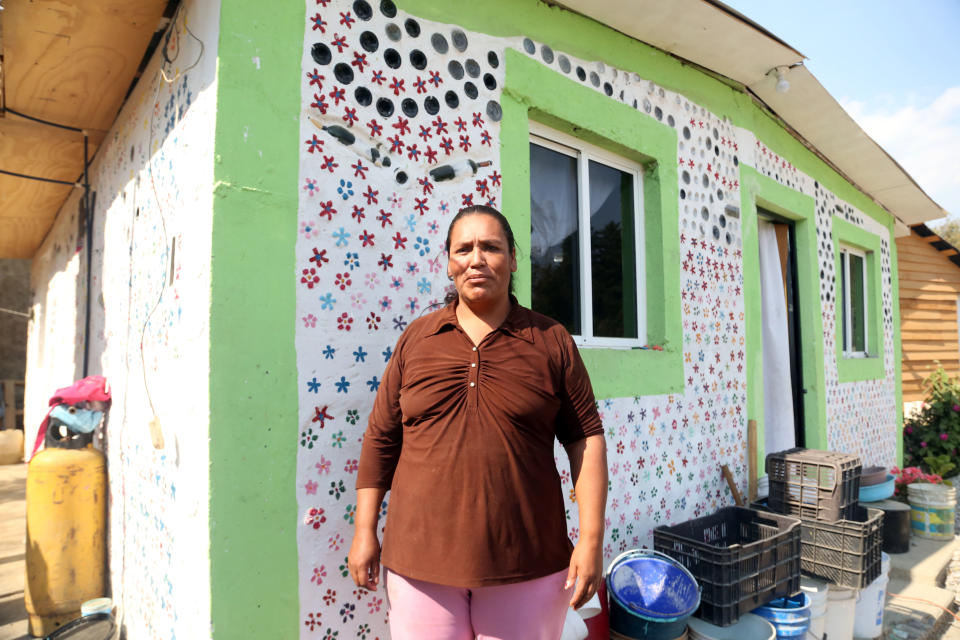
left=24, top=445, right=106, bottom=636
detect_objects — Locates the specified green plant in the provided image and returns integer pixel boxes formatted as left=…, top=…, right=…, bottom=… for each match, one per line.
left=903, top=366, right=960, bottom=475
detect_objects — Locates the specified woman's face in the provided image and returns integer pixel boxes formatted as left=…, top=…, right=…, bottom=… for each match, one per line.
left=447, top=214, right=517, bottom=307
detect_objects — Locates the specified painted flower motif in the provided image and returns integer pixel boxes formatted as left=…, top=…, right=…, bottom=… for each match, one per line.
left=414, top=236, right=430, bottom=256
left=316, top=456, right=332, bottom=474
left=328, top=533, right=344, bottom=551
left=337, top=179, right=354, bottom=200
left=304, top=507, right=326, bottom=529
left=406, top=262, right=419, bottom=275
left=300, top=428, right=319, bottom=449
left=311, top=565, right=327, bottom=585
left=304, top=612, right=321, bottom=632
left=302, top=313, right=318, bottom=328
left=304, top=479, right=318, bottom=495
left=350, top=292, right=367, bottom=309
left=365, top=272, right=380, bottom=289
left=303, top=177, right=319, bottom=196
left=379, top=296, right=392, bottom=311
left=300, top=220, right=319, bottom=239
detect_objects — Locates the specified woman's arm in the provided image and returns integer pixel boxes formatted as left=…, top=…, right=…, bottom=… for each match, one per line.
left=564, top=434, right=608, bottom=608
left=348, top=487, right=387, bottom=590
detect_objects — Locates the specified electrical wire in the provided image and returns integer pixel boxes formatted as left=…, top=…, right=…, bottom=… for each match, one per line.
left=159, top=3, right=204, bottom=84
left=3, top=107, right=84, bottom=132
left=0, top=168, right=79, bottom=186
left=887, top=590, right=960, bottom=622
left=0, top=305, right=29, bottom=318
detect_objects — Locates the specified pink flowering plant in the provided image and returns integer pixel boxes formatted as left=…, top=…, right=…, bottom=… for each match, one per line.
left=903, top=366, right=959, bottom=480
left=891, top=466, right=943, bottom=498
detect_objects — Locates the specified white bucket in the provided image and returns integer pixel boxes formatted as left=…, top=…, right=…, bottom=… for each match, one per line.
left=757, top=475, right=769, bottom=500
left=800, top=577, right=829, bottom=640
left=687, top=613, right=775, bottom=640
left=908, top=483, right=956, bottom=540
left=823, top=587, right=857, bottom=640
left=854, top=553, right=890, bottom=639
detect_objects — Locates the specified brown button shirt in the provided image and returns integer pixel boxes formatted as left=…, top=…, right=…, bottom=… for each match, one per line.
left=357, top=300, right=604, bottom=587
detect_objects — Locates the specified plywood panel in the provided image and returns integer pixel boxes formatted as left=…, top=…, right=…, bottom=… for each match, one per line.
left=2, top=0, right=168, bottom=132
left=0, top=215, right=58, bottom=258
left=897, top=267, right=960, bottom=285
left=901, top=298, right=957, bottom=312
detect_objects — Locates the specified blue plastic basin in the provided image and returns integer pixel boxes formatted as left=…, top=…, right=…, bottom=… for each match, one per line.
left=860, top=474, right=895, bottom=502
left=607, top=549, right=700, bottom=640
left=752, top=592, right=810, bottom=638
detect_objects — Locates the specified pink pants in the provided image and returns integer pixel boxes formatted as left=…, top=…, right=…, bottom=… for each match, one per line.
left=384, top=568, right=570, bottom=640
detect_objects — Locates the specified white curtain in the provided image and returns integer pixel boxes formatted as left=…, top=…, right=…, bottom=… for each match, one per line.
left=758, top=220, right=796, bottom=455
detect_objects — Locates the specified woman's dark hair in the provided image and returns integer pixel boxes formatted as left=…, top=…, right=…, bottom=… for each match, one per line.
left=443, top=205, right=516, bottom=305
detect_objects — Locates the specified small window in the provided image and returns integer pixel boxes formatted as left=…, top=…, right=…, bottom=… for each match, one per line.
left=839, top=246, right=868, bottom=357
left=528, top=122, right=646, bottom=347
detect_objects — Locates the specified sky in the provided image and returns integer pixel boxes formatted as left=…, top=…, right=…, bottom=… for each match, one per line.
left=721, top=0, right=960, bottom=222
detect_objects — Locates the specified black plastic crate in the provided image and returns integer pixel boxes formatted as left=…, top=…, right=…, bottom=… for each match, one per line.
left=753, top=500, right=884, bottom=589
left=766, top=448, right=862, bottom=522
left=653, top=507, right=802, bottom=627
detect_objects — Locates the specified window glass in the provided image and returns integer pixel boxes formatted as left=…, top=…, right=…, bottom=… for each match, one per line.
left=849, top=253, right=866, bottom=353
left=530, top=142, right=580, bottom=335
left=589, top=160, right=636, bottom=338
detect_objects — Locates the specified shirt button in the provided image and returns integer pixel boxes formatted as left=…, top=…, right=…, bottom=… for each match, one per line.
left=471, top=363, right=476, bottom=368
left=472, top=346, right=477, bottom=351
left=469, top=382, right=476, bottom=387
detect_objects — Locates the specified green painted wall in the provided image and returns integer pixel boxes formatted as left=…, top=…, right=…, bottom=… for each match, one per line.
left=208, top=1, right=302, bottom=637
left=501, top=49, right=683, bottom=398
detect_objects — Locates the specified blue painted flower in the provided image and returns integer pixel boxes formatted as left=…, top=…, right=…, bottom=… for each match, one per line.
left=344, top=252, right=360, bottom=270
left=353, top=346, right=367, bottom=363
left=382, top=346, right=393, bottom=362
left=414, top=236, right=430, bottom=256
left=334, top=376, right=350, bottom=393
left=405, top=214, right=417, bottom=232
left=337, top=179, right=354, bottom=201
left=333, top=227, right=351, bottom=247
left=323, top=345, right=336, bottom=359
left=319, top=293, right=336, bottom=310
left=416, top=278, right=431, bottom=294
left=307, top=377, right=321, bottom=393
left=366, top=376, right=380, bottom=392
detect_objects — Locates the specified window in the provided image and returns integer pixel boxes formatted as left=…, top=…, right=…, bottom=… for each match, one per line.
left=839, top=245, right=868, bottom=357
left=528, top=122, right=645, bottom=347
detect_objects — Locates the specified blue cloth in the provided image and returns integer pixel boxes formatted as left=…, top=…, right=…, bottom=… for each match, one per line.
left=49, top=404, right=103, bottom=434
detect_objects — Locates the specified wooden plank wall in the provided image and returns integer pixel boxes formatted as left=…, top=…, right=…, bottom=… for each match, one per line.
left=897, top=233, right=960, bottom=402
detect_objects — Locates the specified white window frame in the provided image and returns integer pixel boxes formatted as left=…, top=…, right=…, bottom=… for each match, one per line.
left=839, top=245, right=869, bottom=358
left=529, top=121, right=646, bottom=348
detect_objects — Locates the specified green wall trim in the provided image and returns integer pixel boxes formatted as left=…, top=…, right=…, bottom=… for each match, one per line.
left=396, top=0, right=897, bottom=235
left=739, top=166, right=827, bottom=459
left=208, top=1, right=302, bottom=637
left=831, top=216, right=886, bottom=383
left=502, top=49, right=683, bottom=399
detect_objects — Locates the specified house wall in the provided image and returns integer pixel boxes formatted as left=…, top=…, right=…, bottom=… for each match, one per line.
left=896, top=232, right=960, bottom=405
left=204, top=0, right=903, bottom=637
left=22, top=0, right=219, bottom=636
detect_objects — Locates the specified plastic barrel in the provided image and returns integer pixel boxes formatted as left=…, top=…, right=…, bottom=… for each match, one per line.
left=752, top=592, right=810, bottom=638
left=687, top=613, right=775, bottom=639
left=606, top=549, right=700, bottom=640
left=800, top=577, right=829, bottom=640
left=823, top=587, right=856, bottom=640
left=872, top=499, right=911, bottom=553
left=854, top=553, right=890, bottom=638
left=908, top=483, right=956, bottom=540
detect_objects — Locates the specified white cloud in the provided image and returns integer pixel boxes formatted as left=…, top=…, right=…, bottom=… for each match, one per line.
left=841, top=87, right=960, bottom=220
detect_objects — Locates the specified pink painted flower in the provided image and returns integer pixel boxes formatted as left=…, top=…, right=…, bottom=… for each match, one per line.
left=302, top=313, right=318, bottom=328
left=300, top=220, right=319, bottom=239
left=311, top=565, right=327, bottom=585
left=304, top=479, right=318, bottom=495
left=303, top=178, right=319, bottom=196
left=316, top=456, right=331, bottom=474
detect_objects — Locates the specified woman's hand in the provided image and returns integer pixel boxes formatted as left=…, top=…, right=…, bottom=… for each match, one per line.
left=565, top=539, right=603, bottom=609
left=348, top=529, right=382, bottom=591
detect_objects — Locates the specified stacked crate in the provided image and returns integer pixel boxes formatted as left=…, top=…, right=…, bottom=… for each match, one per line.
left=759, top=448, right=884, bottom=589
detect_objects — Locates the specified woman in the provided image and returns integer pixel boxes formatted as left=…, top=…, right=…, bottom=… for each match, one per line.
left=348, top=205, right=607, bottom=640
